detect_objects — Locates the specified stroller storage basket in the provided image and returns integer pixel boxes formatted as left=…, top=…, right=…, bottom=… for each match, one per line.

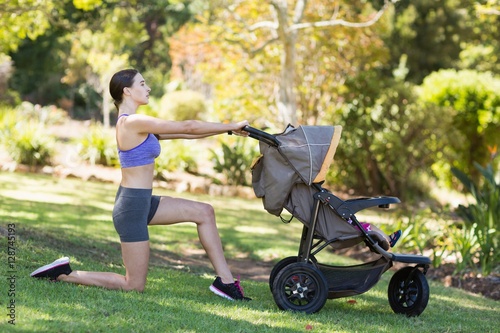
left=318, top=257, right=392, bottom=299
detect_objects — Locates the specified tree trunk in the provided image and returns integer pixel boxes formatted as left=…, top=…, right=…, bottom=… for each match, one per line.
left=273, top=0, right=300, bottom=127
left=103, top=90, right=110, bottom=128
left=278, top=37, right=298, bottom=126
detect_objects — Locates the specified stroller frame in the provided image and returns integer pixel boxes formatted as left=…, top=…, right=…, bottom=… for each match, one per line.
left=244, top=125, right=431, bottom=316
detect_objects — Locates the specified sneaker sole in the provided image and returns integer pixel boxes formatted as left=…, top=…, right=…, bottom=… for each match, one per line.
left=30, top=257, right=70, bottom=277
left=209, top=285, right=235, bottom=301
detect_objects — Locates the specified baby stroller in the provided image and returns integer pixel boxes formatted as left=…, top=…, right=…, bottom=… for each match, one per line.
left=244, top=125, right=431, bottom=316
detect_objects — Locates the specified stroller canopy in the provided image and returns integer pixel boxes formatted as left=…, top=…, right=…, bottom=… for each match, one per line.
left=278, top=125, right=341, bottom=185
left=252, top=125, right=342, bottom=216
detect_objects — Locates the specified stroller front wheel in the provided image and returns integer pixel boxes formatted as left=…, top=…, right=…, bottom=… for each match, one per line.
left=272, top=262, right=328, bottom=314
left=388, top=266, right=430, bottom=317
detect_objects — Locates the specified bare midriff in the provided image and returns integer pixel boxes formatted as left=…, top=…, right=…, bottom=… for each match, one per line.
left=119, top=163, right=155, bottom=189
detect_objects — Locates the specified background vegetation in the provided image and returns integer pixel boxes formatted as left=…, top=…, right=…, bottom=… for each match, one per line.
left=1, top=0, right=499, bottom=194
left=0, top=0, right=499, bottom=309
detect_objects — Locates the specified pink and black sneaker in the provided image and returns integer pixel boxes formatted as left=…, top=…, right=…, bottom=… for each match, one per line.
left=389, top=230, right=402, bottom=247
left=209, top=276, right=251, bottom=301
left=30, top=257, right=72, bottom=281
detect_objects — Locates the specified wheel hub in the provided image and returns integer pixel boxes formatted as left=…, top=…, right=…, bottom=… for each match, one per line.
left=293, top=282, right=308, bottom=298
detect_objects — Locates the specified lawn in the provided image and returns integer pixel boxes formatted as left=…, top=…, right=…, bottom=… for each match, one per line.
left=0, top=171, right=498, bottom=332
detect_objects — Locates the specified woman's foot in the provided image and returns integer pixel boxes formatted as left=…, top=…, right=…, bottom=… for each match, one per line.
left=209, top=276, right=251, bottom=301
left=30, top=257, right=72, bottom=281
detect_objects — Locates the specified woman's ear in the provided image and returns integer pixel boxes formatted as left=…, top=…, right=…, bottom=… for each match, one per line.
left=123, top=87, right=131, bottom=96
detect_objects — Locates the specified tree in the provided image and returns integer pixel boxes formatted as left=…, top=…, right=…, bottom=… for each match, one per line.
left=458, top=0, right=500, bottom=74
left=384, top=0, right=500, bottom=83
left=7, top=0, right=115, bottom=117
left=1, top=0, right=59, bottom=106
left=6, top=0, right=195, bottom=124
left=328, top=61, right=443, bottom=198
left=184, top=0, right=397, bottom=127
left=0, top=0, right=54, bottom=54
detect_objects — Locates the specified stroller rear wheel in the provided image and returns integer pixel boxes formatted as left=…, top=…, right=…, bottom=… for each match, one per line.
left=388, top=266, right=429, bottom=317
left=272, top=262, right=328, bottom=314
left=269, top=255, right=317, bottom=292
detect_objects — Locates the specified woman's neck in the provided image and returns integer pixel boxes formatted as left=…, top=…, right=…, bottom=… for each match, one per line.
left=118, top=99, right=139, bottom=115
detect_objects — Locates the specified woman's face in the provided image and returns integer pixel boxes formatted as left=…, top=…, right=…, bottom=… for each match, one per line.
left=126, top=73, right=151, bottom=105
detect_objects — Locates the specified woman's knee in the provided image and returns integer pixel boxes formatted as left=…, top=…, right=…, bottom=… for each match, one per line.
left=197, top=203, right=216, bottom=223
left=123, top=280, right=146, bottom=292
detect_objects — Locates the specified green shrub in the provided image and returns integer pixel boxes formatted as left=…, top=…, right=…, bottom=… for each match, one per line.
left=2, top=118, right=54, bottom=169
left=0, top=104, right=70, bottom=170
left=159, top=90, right=207, bottom=121
left=0, top=106, right=16, bottom=134
left=154, top=140, right=198, bottom=179
left=452, top=162, right=500, bottom=276
left=329, top=71, right=438, bottom=200
left=211, top=137, right=257, bottom=186
left=396, top=210, right=433, bottom=256
left=422, top=70, right=500, bottom=185
left=16, top=101, right=67, bottom=125
left=391, top=208, right=455, bottom=269
left=448, top=221, right=480, bottom=274
left=75, top=123, right=118, bottom=167
left=0, top=89, right=20, bottom=107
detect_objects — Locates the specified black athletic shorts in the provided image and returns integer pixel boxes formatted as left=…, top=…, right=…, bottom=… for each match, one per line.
left=112, top=186, right=160, bottom=242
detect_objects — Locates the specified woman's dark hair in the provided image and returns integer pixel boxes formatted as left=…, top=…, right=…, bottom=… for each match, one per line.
left=109, top=69, right=139, bottom=110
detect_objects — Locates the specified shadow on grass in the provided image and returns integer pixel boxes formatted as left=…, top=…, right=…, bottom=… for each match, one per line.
left=1, top=193, right=276, bottom=283
left=22, top=276, right=306, bottom=333
left=1, top=226, right=301, bottom=332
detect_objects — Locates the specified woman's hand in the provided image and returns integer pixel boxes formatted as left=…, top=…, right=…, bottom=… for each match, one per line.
left=230, top=120, right=249, bottom=137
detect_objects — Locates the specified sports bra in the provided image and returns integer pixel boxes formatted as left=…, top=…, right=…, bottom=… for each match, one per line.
left=117, top=114, right=161, bottom=168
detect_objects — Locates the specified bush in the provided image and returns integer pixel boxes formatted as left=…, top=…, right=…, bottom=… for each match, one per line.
left=15, top=102, right=67, bottom=125
left=154, top=140, right=199, bottom=179
left=0, top=104, right=71, bottom=169
left=328, top=69, right=440, bottom=200
left=159, top=90, right=207, bottom=121
left=451, top=161, right=500, bottom=276
left=211, top=138, right=257, bottom=186
left=1, top=115, right=55, bottom=169
left=421, top=70, right=500, bottom=185
left=75, top=122, right=118, bottom=167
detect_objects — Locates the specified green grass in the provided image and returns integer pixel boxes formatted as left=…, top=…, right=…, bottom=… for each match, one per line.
left=0, top=171, right=498, bottom=332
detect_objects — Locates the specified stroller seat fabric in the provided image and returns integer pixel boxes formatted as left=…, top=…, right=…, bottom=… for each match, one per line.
left=251, top=125, right=387, bottom=249
left=251, top=125, right=342, bottom=216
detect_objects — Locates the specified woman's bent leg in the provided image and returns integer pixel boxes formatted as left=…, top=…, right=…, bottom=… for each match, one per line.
left=57, top=241, right=150, bottom=292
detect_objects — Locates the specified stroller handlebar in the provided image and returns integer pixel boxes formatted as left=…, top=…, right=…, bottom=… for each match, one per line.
left=241, top=125, right=280, bottom=147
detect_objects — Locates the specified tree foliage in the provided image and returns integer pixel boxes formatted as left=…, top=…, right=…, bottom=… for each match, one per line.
left=179, top=0, right=397, bottom=127
left=386, top=0, right=473, bottom=83
left=2, top=0, right=499, bottom=199
left=328, top=63, right=443, bottom=198
left=0, top=0, right=54, bottom=53
left=4, top=0, right=195, bottom=122
left=459, top=0, right=500, bottom=74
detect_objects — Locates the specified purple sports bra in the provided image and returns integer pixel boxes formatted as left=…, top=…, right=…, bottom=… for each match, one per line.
left=117, top=114, right=161, bottom=168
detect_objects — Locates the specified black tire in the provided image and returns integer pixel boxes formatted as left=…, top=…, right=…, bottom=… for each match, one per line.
left=269, top=256, right=317, bottom=292
left=272, top=262, right=328, bottom=314
left=388, top=266, right=430, bottom=317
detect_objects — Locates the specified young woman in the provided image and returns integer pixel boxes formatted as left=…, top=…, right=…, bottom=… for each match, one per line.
left=30, top=69, right=251, bottom=301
